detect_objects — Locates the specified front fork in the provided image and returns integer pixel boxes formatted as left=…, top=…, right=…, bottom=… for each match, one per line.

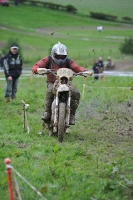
left=66, top=92, right=71, bottom=127
left=53, top=94, right=59, bottom=133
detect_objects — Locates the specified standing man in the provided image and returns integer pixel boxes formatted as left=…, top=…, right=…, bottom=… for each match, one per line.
left=3, top=44, right=23, bottom=103
left=92, top=59, right=100, bottom=80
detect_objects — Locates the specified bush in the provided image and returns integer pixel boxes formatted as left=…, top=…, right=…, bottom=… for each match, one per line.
left=90, top=12, right=118, bottom=21
left=119, top=36, right=133, bottom=55
left=66, top=5, right=77, bottom=13
left=122, top=16, right=132, bottom=21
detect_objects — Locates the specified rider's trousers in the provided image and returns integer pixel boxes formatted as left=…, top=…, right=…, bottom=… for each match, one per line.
left=44, top=82, right=80, bottom=116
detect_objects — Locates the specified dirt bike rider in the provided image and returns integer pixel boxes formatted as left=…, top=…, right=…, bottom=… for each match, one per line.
left=32, top=42, right=89, bottom=125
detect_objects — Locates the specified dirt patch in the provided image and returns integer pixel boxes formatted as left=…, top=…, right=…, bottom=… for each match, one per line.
left=98, top=102, right=133, bottom=138
left=78, top=101, right=133, bottom=138
left=114, top=60, right=133, bottom=71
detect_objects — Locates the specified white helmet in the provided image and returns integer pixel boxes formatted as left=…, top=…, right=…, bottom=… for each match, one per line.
left=51, top=42, right=68, bottom=66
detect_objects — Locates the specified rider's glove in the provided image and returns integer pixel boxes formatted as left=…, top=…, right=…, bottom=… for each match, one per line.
left=37, top=68, right=50, bottom=75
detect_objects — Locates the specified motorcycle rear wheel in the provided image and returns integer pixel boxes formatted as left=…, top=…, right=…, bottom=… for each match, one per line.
left=58, top=102, right=66, bottom=142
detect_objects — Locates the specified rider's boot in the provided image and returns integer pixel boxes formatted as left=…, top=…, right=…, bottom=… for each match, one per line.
left=70, top=100, right=79, bottom=125
left=42, top=84, right=54, bottom=122
left=70, top=90, right=80, bottom=125
left=69, top=112, right=76, bottom=125
left=42, top=111, right=51, bottom=121
left=42, top=100, right=52, bottom=122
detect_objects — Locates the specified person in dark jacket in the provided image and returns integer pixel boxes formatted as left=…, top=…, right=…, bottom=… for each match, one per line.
left=14, top=0, right=19, bottom=5
left=32, top=42, right=90, bottom=125
left=3, top=44, right=23, bottom=103
left=92, top=59, right=100, bottom=80
left=97, top=56, right=104, bottom=73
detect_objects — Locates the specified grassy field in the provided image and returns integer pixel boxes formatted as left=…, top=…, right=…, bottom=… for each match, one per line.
left=0, top=5, right=133, bottom=68
left=34, top=0, right=133, bottom=18
left=0, top=2, right=133, bottom=200
left=0, top=73, right=133, bottom=199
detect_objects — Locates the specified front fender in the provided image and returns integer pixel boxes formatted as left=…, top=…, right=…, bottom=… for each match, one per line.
left=57, top=84, right=69, bottom=92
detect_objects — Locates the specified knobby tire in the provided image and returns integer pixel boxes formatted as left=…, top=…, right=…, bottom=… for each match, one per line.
left=58, top=102, right=66, bottom=142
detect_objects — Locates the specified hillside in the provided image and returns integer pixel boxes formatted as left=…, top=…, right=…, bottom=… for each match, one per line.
left=0, top=3, right=133, bottom=68
left=40, top=0, right=133, bottom=18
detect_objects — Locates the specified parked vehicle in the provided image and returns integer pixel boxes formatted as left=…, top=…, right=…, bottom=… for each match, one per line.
left=38, top=67, right=92, bottom=142
left=0, top=0, right=9, bottom=6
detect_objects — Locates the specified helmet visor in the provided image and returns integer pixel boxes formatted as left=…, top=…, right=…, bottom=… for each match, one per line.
left=55, top=55, right=66, bottom=60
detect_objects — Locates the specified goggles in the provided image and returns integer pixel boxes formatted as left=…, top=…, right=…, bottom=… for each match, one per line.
left=55, top=55, right=66, bottom=60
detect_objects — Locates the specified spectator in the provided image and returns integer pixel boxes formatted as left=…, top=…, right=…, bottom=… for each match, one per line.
left=0, top=54, right=5, bottom=69
left=107, top=56, right=112, bottom=63
left=105, top=56, right=115, bottom=70
left=14, top=0, right=19, bottom=6
left=92, top=59, right=100, bottom=80
left=3, top=44, right=23, bottom=103
left=97, top=56, right=104, bottom=73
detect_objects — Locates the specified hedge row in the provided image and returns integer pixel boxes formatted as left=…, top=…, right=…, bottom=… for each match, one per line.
left=90, top=12, right=133, bottom=22
left=90, top=12, right=118, bottom=21
left=19, top=0, right=77, bottom=13
left=122, top=16, right=133, bottom=21
left=11, top=1, right=133, bottom=23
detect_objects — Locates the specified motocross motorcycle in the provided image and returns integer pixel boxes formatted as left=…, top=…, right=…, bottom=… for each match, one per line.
left=37, top=68, right=92, bottom=142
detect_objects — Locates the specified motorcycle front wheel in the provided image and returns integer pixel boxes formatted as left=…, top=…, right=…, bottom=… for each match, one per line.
left=58, top=102, right=66, bottom=142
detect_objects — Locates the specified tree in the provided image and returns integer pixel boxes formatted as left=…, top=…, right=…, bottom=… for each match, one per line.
left=66, top=5, right=77, bottom=13
left=119, top=36, right=133, bottom=55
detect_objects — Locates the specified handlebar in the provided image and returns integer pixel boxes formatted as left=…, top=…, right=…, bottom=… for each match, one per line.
left=37, top=68, right=93, bottom=77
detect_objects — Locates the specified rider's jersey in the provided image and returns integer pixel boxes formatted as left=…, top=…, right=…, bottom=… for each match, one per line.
left=32, top=56, right=86, bottom=83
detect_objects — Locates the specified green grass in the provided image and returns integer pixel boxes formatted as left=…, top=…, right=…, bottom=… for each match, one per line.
left=0, top=73, right=133, bottom=200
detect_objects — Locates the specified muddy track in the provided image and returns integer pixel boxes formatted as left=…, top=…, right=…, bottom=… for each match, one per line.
left=114, top=60, right=133, bottom=72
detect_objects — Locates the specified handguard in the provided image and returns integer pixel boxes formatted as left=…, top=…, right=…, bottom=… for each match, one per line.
left=88, top=71, right=93, bottom=77
left=37, top=68, right=50, bottom=75
left=82, top=71, right=93, bottom=77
